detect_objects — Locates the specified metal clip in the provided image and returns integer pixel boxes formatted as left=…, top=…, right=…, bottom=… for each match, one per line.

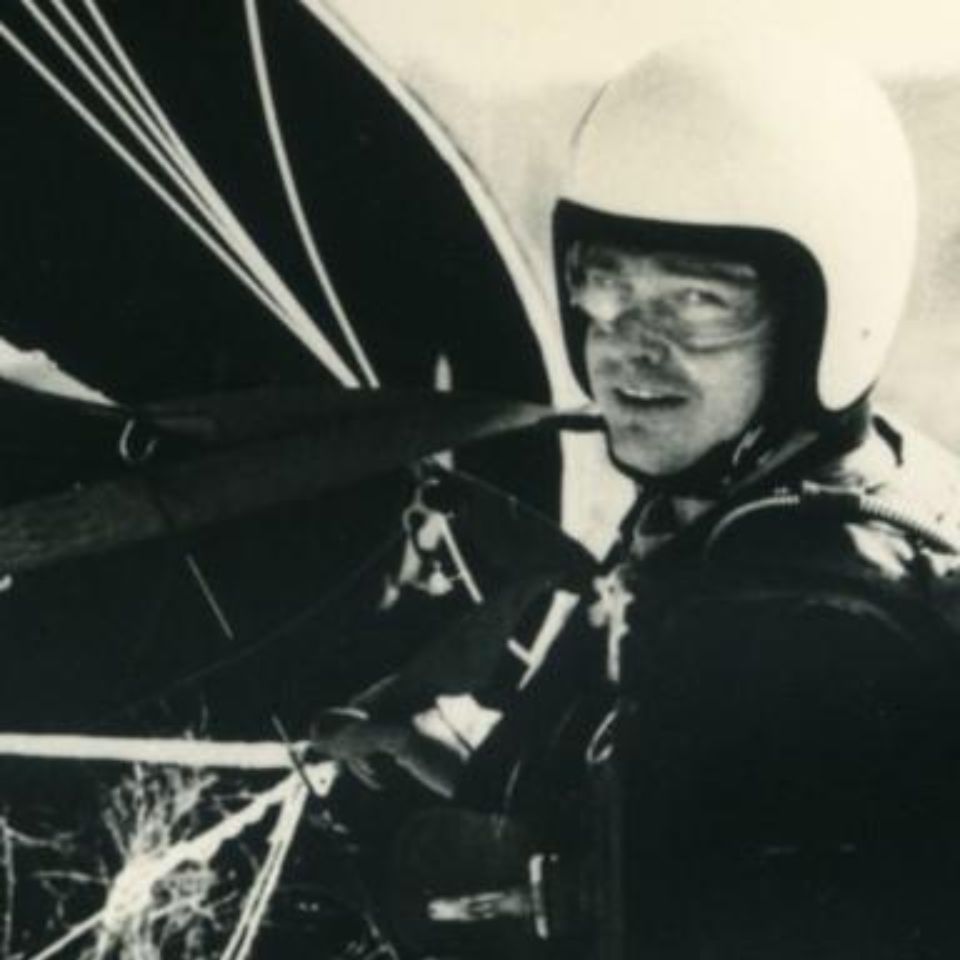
left=119, top=418, right=158, bottom=466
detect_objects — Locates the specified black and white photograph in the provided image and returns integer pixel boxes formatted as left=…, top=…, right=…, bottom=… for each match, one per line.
left=3, top=1, right=960, bottom=957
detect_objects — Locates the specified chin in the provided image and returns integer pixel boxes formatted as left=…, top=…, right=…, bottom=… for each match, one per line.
left=606, top=434, right=695, bottom=480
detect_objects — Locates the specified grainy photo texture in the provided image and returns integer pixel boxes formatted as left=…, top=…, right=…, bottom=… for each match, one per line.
left=2, top=2, right=960, bottom=958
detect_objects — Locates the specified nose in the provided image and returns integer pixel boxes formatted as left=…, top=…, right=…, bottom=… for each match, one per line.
left=612, top=308, right=671, bottom=367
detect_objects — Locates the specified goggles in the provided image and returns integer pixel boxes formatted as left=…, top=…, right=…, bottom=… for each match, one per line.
left=565, top=245, right=771, bottom=352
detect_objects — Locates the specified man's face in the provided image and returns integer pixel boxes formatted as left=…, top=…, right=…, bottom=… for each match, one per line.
left=569, top=243, right=775, bottom=478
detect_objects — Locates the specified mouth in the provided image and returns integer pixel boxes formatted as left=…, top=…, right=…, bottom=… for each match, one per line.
left=612, top=385, right=687, bottom=411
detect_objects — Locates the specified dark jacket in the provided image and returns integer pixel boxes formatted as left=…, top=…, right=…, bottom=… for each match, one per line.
left=455, top=413, right=960, bottom=957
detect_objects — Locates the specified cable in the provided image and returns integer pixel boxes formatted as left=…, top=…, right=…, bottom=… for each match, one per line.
left=705, top=486, right=960, bottom=558
left=96, top=521, right=406, bottom=728
left=1, top=12, right=358, bottom=385
left=245, top=0, right=378, bottom=388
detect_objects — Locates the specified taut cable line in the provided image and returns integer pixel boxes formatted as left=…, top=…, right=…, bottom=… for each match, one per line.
left=2, top=3, right=361, bottom=385
left=45, top=0, right=220, bottom=218
left=20, top=0, right=278, bottom=308
left=80, top=0, right=316, bottom=319
left=0, top=18, right=275, bottom=332
left=77, top=0, right=334, bottom=346
left=245, top=0, right=380, bottom=387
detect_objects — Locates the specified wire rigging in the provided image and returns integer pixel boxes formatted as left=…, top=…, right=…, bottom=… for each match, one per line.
left=79, top=0, right=310, bottom=319
left=77, top=0, right=326, bottom=339
left=0, top=8, right=371, bottom=954
left=0, top=20, right=284, bottom=340
left=42, top=0, right=225, bottom=231
left=1, top=1, right=361, bottom=386
left=245, top=0, right=380, bottom=388
left=0, top=4, right=534, bottom=955
left=45, top=0, right=299, bottom=336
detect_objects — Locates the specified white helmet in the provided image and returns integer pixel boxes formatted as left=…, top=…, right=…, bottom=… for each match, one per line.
left=555, top=31, right=917, bottom=417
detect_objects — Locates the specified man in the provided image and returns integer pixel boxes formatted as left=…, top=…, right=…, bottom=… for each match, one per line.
left=315, top=32, right=960, bottom=958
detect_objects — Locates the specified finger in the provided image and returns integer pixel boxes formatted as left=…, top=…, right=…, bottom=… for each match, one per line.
left=347, top=758, right=383, bottom=791
left=311, top=707, right=369, bottom=741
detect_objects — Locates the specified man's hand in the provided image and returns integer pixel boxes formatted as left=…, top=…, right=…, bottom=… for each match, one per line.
left=310, top=708, right=463, bottom=798
left=310, top=709, right=408, bottom=791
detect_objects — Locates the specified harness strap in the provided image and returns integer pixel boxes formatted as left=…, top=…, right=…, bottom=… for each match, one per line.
left=704, top=482, right=960, bottom=559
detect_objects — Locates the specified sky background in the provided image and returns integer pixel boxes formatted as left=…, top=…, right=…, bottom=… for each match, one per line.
left=325, top=0, right=960, bottom=89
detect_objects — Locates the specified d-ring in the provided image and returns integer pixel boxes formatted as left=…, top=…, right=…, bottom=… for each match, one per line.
left=119, top=418, right=159, bottom=465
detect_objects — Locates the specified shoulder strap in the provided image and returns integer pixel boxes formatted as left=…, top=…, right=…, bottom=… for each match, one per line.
left=704, top=481, right=960, bottom=562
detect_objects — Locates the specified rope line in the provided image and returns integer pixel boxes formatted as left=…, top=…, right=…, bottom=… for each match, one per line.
left=0, top=17, right=334, bottom=374
left=41, top=0, right=225, bottom=231
left=245, top=0, right=377, bottom=387
left=80, top=0, right=323, bottom=332
left=44, top=0, right=291, bottom=333
left=20, top=0, right=293, bottom=333
left=3, top=6, right=359, bottom=385
left=297, top=0, right=574, bottom=400
left=220, top=780, right=308, bottom=960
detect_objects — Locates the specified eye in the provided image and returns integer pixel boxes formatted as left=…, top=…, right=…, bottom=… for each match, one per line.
left=584, top=269, right=623, bottom=291
left=675, top=287, right=730, bottom=309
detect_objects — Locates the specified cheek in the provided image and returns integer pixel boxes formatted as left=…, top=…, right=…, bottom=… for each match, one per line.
left=702, top=348, right=771, bottom=422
